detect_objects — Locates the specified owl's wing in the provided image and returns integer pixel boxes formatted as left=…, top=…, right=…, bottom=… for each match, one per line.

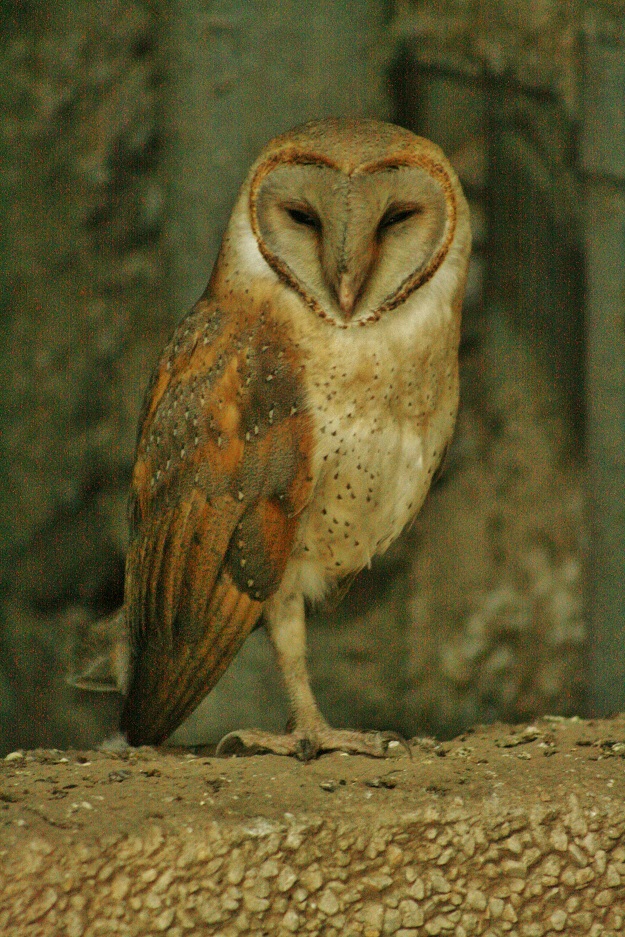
left=120, top=299, right=314, bottom=745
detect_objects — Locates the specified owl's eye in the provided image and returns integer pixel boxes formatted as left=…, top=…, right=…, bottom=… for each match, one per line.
left=379, top=205, right=422, bottom=231
left=285, top=206, right=321, bottom=230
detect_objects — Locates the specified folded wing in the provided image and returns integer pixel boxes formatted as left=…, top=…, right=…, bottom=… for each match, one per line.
left=120, top=299, right=314, bottom=745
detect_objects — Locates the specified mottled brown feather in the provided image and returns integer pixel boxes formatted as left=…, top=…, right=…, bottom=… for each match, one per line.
left=121, top=297, right=314, bottom=746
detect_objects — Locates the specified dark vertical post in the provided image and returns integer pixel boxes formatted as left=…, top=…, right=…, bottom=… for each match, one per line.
left=160, top=0, right=391, bottom=313
left=581, top=14, right=625, bottom=715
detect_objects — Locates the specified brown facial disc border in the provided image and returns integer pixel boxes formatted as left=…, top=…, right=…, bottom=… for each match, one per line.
left=248, top=147, right=458, bottom=329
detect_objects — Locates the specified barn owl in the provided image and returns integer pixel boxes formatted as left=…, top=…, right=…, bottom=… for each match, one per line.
left=120, top=118, right=471, bottom=758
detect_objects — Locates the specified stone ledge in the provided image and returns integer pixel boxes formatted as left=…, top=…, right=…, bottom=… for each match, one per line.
left=1, top=716, right=624, bottom=936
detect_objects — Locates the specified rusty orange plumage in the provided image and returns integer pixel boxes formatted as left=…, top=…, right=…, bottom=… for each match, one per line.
left=121, top=303, right=314, bottom=745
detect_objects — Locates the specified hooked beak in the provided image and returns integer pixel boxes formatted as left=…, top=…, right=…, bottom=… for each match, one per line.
left=337, top=275, right=358, bottom=319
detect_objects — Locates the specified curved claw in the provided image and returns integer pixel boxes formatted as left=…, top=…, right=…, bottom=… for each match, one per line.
left=215, top=729, right=302, bottom=758
left=376, top=731, right=413, bottom=759
left=215, top=730, right=264, bottom=757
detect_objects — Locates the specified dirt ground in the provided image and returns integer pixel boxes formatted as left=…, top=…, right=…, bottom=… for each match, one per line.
left=1, top=715, right=624, bottom=841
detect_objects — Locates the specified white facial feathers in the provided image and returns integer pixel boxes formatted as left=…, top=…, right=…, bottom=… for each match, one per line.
left=250, top=158, right=460, bottom=327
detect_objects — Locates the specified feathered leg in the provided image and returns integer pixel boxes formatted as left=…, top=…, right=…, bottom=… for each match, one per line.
left=216, top=589, right=405, bottom=760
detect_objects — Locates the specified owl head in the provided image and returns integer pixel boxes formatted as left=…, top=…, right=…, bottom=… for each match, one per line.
left=215, top=118, right=470, bottom=329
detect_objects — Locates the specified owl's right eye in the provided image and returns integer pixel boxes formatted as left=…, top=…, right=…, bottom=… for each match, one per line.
left=284, top=206, right=321, bottom=230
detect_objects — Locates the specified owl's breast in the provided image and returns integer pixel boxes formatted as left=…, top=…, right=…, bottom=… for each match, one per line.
left=294, top=328, right=459, bottom=585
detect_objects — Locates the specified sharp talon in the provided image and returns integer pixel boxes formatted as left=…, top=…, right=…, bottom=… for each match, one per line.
left=215, top=731, right=241, bottom=756
left=378, top=731, right=412, bottom=759
left=215, top=731, right=256, bottom=757
left=216, top=729, right=302, bottom=758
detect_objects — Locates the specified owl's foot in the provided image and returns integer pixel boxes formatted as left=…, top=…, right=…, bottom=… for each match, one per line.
left=215, top=727, right=410, bottom=761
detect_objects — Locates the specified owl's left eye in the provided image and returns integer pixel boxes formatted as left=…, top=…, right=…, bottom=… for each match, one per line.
left=284, top=206, right=321, bottom=230
left=379, top=204, right=422, bottom=231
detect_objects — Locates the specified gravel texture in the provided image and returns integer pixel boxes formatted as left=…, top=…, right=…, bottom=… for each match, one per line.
left=1, top=716, right=624, bottom=936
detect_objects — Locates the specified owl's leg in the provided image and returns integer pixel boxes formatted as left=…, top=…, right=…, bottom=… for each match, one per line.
left=216, top=590, right=406, bottom=760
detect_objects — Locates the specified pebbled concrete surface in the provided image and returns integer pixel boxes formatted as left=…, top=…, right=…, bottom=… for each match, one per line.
left=1, top=716, right=624, bottom=936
